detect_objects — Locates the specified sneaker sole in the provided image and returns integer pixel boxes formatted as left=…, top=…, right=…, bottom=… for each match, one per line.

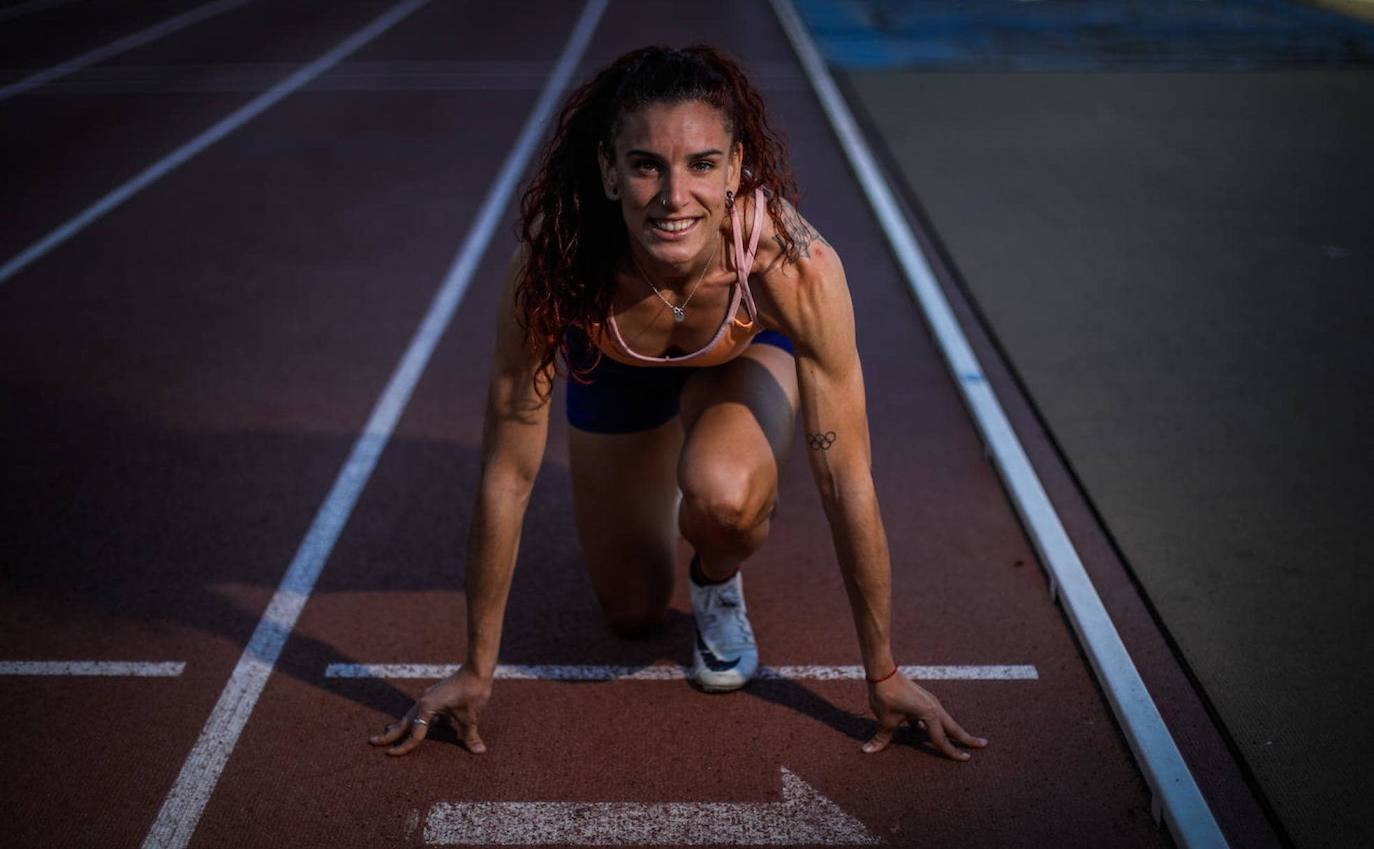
left=689, top=674, right=748, bottom=693
left=690, top=648, right=753, bottom=693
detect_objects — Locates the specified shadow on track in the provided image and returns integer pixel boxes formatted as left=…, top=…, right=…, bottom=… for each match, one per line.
left=3, top=385, right=874, bottom=744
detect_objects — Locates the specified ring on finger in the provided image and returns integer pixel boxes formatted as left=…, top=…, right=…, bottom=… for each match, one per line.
left=412, top=717, right=430, bottom=726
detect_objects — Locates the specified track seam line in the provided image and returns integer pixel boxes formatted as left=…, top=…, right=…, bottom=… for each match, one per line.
left=768, top=2, right=1229, bottom=848
left=0, top=0, right=80, bottom=25
left=24, top=59, right=560, bottom=95
left=0, top=0, right=432, bottom=288
left=0, top=0, right=253, bottom=103
left=0, top=661, right=186, bottom=677
left=136, top=2, right=608, bottom=847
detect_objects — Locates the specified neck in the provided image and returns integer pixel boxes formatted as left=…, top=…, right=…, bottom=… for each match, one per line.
left=627, top=238, right=719, bottom=292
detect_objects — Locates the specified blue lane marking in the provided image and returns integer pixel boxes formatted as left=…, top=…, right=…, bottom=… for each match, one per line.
left=796, top=0, right=1374, bottom=70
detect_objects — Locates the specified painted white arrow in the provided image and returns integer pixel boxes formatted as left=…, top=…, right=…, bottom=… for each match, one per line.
left=423, top=766, right=880, bottom=846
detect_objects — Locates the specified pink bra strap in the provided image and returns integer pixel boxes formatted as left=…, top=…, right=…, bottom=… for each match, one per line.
left=730, top=189, right=765, bottom=320
left=604, top=279, right=743, bottom=364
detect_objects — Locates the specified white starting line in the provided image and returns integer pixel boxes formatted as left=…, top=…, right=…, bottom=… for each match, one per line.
left=423, top=767, right=878, bottom=847
left=326, top=663, right=1039, bottom=681
left=0, top=661, right=185, bottom=677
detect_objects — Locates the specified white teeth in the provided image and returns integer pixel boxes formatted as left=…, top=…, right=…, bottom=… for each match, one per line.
left=653, top=218, right=695, bottom=233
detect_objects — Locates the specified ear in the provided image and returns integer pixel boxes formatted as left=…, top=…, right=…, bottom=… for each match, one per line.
left=727, top=141, right=744, bottom=194
left=597, top=146, right=619, bottom=199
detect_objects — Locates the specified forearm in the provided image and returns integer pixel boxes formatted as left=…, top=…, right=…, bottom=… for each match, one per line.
left=822, top=478, right=896, bottom=678
left=462, top=473, right=534, bottom=680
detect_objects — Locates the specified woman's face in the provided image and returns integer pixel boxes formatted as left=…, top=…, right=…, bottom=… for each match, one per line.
left=599, top=100, right=741, bottom=272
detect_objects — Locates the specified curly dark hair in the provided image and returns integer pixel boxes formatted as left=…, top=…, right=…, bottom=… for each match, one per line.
left=516, top=44, right=799, bottom=390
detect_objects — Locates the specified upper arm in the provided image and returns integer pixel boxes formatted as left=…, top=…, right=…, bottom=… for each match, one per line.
left=761, top=208, right=872, bottom=502
left=482, top=245, right=555, bottom=488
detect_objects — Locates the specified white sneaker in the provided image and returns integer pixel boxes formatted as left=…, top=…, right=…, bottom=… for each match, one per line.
left=689, top=556, right=758, bottom=692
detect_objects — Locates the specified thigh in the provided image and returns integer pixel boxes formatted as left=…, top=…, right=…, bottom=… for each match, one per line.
left=568, top=416, right=684, bottom=621
left=677, top=343, right=800, bottom=514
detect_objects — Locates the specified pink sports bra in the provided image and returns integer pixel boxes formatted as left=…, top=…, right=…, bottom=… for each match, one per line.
left=586, top=188, right=766, bottom=368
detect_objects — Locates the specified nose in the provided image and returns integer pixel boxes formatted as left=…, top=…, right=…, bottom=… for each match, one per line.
left=659, top=168, right=688, bottom=211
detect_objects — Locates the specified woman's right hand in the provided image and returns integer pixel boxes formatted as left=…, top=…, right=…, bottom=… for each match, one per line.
left=368, top=667, right=492, bottom=756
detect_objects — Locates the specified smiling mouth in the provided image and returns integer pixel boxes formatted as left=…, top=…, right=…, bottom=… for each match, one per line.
left=650, top=217, right=699, bottom=233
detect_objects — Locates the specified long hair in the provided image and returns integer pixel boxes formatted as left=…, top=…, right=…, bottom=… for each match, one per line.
left=516, top=45, right=799, bottom=389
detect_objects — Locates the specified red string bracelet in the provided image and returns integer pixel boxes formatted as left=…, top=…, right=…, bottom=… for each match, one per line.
left=866, top=665, right=899, bottom=684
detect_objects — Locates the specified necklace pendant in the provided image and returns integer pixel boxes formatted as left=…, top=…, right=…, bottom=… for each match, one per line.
left=672, top=307, right=686, bottom=323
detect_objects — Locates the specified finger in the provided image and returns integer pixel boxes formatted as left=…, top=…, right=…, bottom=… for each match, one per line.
left=369, top=721, right=407, bottom=747
left=941, top=710, right=989, bottom=749
left=862, top=717, right=901, bottom=754
left=387, top=711, right=435, bottom=757
left=460, top=720, right=487, bottom=755
left=922, top=713, right=969, bottom=761
left=369, top=706, right=416, bottom=747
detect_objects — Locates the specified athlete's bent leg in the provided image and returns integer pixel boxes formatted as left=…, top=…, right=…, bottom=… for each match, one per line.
left=676, top=343, right=798, bottom=690
left=677, top=343, right=800, bottom=580
left=568, top=417, right=684, bottom=637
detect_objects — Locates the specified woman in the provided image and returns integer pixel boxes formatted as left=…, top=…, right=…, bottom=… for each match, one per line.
left=370, top=45, right=986, bottom=761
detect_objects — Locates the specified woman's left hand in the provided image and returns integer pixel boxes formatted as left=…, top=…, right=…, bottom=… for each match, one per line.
left=863, top=671, right=989, bottom=760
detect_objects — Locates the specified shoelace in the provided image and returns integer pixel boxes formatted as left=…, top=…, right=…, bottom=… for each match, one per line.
left=702, top=586, right=753, bottom=640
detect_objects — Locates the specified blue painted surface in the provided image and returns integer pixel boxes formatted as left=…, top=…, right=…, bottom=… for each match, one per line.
left=796, top=0, right=1374, bottom=70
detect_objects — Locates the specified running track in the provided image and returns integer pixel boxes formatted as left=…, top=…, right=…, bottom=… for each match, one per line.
left=0, top=2, right=1280, bottom=847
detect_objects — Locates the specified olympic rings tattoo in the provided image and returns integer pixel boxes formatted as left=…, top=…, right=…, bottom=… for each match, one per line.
left=807, top=431, right=837, bottom=451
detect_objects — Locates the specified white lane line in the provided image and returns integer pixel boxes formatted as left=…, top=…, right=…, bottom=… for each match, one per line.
left=0, top=0, right=431, bottom=288
left=138, top=3, right=608, bottom=848
left=0, top=0, right=80, bottom=25
left=0, top=0, right=252, bottom=103
left=18, top=59, right=810, bottom=95
left=0, top=661, right=185, bottom=677
left=325, top=663, right=1039, bottom=681
left=768, top=2, right=1229, bottom=848
left=424, top=767, right=878, bottom=846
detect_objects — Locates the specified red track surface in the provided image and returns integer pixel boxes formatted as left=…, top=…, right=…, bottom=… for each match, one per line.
left=0, top=2, right=1271, bottom=847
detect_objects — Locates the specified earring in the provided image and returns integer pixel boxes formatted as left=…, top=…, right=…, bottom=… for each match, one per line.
left=725, top=190, right=735, bottom=210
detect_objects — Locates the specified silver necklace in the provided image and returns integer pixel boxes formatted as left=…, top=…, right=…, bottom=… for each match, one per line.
left=631, top=237, right=719, bottom=324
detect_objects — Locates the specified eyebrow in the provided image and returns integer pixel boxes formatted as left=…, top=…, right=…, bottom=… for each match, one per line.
left=625, top=148, right=725, bottom=160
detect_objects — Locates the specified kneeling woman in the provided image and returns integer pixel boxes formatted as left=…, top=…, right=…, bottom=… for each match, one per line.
left=371, top=45, right=986, bottom=761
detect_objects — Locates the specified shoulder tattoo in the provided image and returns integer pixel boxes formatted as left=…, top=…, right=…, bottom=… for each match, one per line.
left=773, top=201, right=830, bottom=264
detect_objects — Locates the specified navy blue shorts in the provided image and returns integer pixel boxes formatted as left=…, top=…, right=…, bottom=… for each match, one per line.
left=565, top=327, right=795, bottom=434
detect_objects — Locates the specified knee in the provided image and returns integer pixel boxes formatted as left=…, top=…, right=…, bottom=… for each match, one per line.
left=594, top=572, right=672, bottom=640
left=679, top=464, right=775, bottom=540
left=602, top=605, right=669, bottom=639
